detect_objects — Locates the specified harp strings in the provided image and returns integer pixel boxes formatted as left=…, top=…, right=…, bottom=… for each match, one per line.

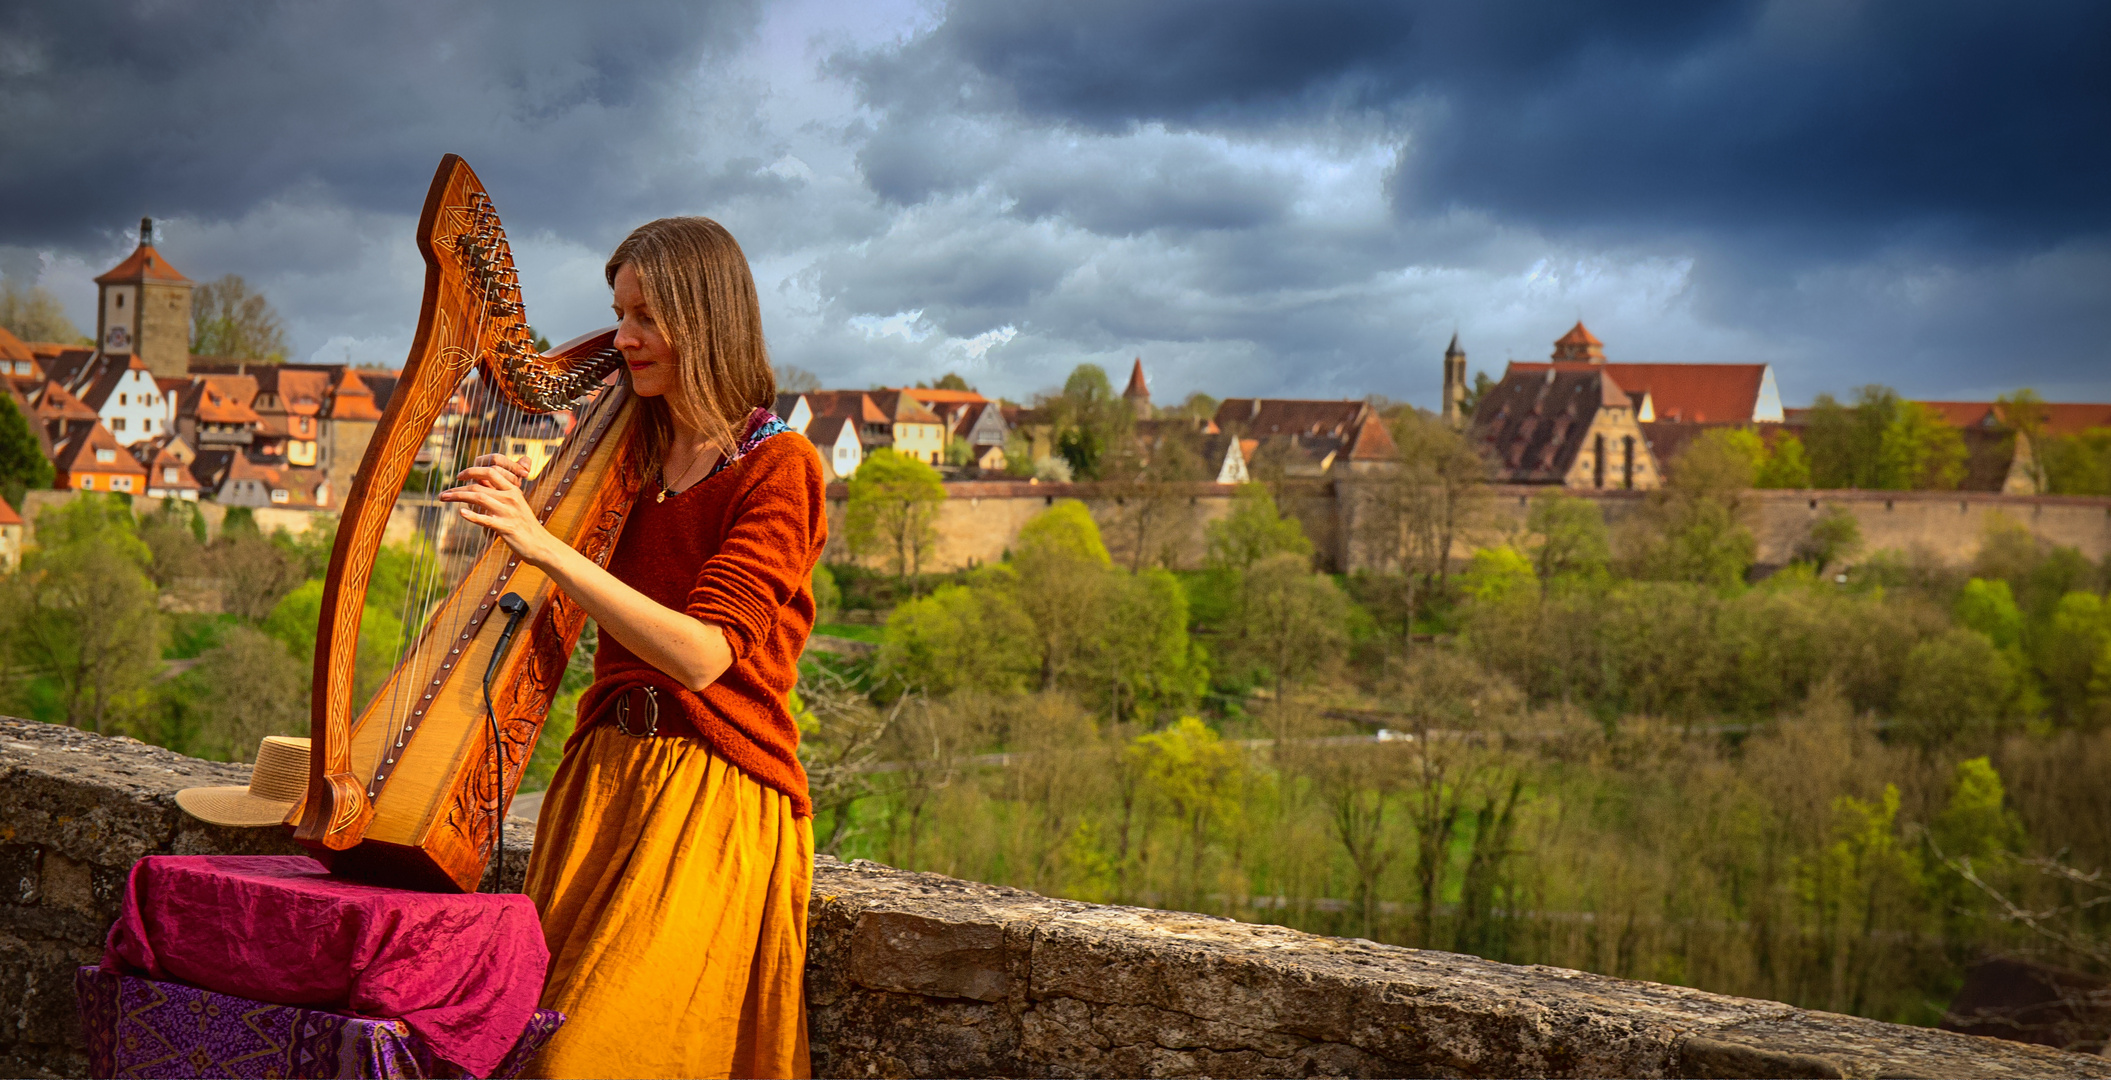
left=369, top=191, right=534, bottom=789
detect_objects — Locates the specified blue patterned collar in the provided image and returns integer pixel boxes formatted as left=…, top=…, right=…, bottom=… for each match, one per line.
left=707, top=407, right=792, bottom=479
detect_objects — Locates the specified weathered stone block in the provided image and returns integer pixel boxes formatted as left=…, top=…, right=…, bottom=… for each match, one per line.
left=0, top=843, right=40, bottom=904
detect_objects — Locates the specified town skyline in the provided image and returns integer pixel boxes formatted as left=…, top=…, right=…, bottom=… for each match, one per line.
left=3, top=1, right=2106, bottom=409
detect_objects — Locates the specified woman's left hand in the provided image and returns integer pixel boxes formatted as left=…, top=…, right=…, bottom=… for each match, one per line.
left=439, top=455, right=560, bottom=567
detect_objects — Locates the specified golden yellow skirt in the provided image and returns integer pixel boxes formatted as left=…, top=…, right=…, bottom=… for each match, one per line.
left=522, top=723, right=812, bottom=1079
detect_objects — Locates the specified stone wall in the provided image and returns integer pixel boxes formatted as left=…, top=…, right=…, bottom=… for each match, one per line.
left=826, top=481, right=2111, bottom=575
left=5, top=719, right=2107, bottom=1078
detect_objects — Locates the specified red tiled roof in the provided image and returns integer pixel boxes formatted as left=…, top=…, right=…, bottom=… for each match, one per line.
left=869, top=390, right=944, bottom=425
left=74, top=354, right=155, bottom=413
left=1552, top=321, right=1606, bottom=362
left=1506, top=361, right=1769, bottom=425
left=807, top=391, right=893, bottom=426
left=94, top=244, right=190, bottom=285
left=0, top=496, right=19, bottom=526
left=327, top=370, right=384, bottom=421
left=186, top=375, right=263, bottom=425
left=34, top=381, right=99, bottom=422
left=1919, top=401, right=2111, bottom=438
left=1347, top=414, right=1398, bottom=461
left=55, top=424, right=148, bottom=477
left=900, top=387, right=988, bottom=406
left=0, top=327, right=31, bottom=363
left=1212, top=398, right=1373, bottom=439
left=1468, top=368, right=1636, bottom=483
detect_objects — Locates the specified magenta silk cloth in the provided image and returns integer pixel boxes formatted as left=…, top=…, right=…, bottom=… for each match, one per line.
left=102, top=856, right=549, bottom=1078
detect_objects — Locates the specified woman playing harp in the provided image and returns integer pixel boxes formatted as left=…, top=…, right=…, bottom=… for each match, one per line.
left=440, top=218, right=822, bottom=1079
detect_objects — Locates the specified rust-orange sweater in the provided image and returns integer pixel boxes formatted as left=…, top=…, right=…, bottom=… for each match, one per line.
left=569, top=430, right=826, bottom=816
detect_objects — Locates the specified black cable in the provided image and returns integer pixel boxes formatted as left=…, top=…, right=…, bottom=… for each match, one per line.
left=481, top=592, right=529, bottom=891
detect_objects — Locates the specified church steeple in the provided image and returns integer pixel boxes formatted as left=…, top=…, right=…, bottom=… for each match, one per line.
left=1122, top=356, right=1152, bottom=420
left=1442, top=332, right=1467, bottom=427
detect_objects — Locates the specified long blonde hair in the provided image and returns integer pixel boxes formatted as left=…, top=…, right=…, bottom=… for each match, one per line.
left=605, top=217, right=775, bottom=482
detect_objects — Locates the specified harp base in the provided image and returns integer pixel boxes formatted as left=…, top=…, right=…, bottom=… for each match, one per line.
left=310, top=838, right=485, bottom=895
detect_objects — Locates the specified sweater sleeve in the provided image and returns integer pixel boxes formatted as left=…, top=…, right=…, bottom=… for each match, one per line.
left=683, top=437, right=825, bottom=661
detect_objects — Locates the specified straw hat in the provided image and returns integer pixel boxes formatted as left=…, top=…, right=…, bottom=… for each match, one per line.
left=175, top=736, right=311, bottom=827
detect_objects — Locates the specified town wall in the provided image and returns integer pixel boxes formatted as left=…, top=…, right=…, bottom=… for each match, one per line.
left=18, top=489, right=421, bottom=550
left=3, top=719, right=2105, bottom=1079
left=827, top=482, right=2111, bottom=575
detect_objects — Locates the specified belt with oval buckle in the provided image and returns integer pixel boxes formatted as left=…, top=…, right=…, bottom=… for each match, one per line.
left=613, top=685, right=661, bottom=738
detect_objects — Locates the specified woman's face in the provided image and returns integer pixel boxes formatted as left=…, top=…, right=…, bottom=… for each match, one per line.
left=611, top=262, right=680, bottom=400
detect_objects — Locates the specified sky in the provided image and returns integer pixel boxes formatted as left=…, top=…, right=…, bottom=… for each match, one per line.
left=2, top=0, right=2107, bottom=409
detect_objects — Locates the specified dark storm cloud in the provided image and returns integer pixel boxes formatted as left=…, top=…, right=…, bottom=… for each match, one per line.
left=843, top=0, right=2111, bottom=246
left=0, top=1, right=764, bottom=248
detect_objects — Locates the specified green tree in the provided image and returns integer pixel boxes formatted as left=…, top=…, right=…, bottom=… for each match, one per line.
left=1010, top=500, right=1114, bottom=692
left=930, top=372, right=973, bottom=391
left=875, top=580, right=1038, bottom=697
left=1757, top=434, right=1812, bottom=489
left=1524, top=492, right=1609, bottom=583
left=1797, top=506, right=1862, bottom=577
left=186, top=625, right=307, bottom=761
left=1459, top=371, right=1497, bottom=418
left=1224, top=552, right=1350, bottom=716
left=1206, top=484, right=1311, bottom=573
left=1876, top=401, right=1966, bottom=490
left=1049, top=364, right=1131, bottom=480
left=190, top=274, right=289, bottom=360
left=0, top=279, right=83, bottom=343
left=0, top=396, right=53, bottom=508
left=811, top=563, right=841, bottom=625
left=1090, top=568, right=1205, bottom=722
left=1639, top=429, right=1758, bottom=590
left=1796, top=784, right=1927, bottom=1015
left=843, top=449, right=947, bottom=583
left=1460, top=545, right=1537, bottom=604
left=2039, top=427, right=2111, bottom=496
left=2, top=497, right=162, bottom=733
left=1896, top=628, right=2014, bottom=746
left=1126, top=717, right=1248, bottom=909
left=1954, top=579, right=2024, bottom=651
left=1359, top=412, right=1487, bottom=626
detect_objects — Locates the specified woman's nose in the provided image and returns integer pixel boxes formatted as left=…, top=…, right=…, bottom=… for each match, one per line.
left=613, top=323, right=641, bottom=350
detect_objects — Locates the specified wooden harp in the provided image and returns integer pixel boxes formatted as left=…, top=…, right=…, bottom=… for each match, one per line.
left=288, top=155, right=639, bottom=891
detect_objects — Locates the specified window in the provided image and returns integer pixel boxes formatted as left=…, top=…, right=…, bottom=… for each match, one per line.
left=512, top=443, right=528, bottom=455
left=163, top=466, right=178, bottom=483
left=119, top=394, right=127, bottom=406
left=115, top=294, right=124, bottom=309
left=78, top=476, right=93, bottom=489
left=112, top=477, right=132, bottom=492
left=113, top=418, right=125, bottom=432
left=270, top=489, right=290, bottom=504
left=95, top=448, right=116, bottom=463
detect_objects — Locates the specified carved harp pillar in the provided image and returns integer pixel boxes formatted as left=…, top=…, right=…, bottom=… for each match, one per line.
left=288, top=155, right=639, bottom=891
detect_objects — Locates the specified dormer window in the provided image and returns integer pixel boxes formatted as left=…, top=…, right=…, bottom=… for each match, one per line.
left=162, top=466, right=178, bottom=483
left=95, top=448, right=116, bottom=463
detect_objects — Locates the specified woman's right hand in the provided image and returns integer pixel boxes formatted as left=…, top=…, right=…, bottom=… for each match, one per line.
left=467, top=453, right=532, bottom=485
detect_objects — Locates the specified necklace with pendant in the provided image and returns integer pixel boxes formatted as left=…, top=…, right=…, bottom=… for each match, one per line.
left=657, top=446, right=712, bottom=503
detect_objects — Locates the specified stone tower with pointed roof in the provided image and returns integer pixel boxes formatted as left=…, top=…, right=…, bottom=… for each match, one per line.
left=1442, top=332, right=1467, bottom=428
left=1122, top=357, right=1152, bottom=420
left=94, top=218, right=192, bottom=380
left=1552, top=321, right=1606, bottom=363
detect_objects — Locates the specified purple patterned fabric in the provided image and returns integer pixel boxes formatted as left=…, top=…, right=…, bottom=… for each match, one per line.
left=76, top=967, right=562, bottom=1079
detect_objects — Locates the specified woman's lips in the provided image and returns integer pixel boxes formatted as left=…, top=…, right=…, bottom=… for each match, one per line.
left=627, top=360, right=652, bottom=371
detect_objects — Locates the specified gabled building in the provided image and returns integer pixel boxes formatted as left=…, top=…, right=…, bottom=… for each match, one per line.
left=175, top=375, right=262, bottom=450
left=133, top=436, right=202, bottom=501
left=31, top=380, right=99, bottom=448
left=67, top=353, right=173, bottom=446
left=1467, top=366, right=1658, bottom=490
left=866, top=390, right=947, bottom=464
left=0, top=326, right=40, bottom=380
left=216, top=452, right=329, bottom=509
left=54, top=423, right=149, bottom=495
left=1211, top=397, right=1397, bottom=478
left=249, top=366, right=330, bottom=465
left=1501, top=322, right=1785, bottom=425
left=805, top=413, right=864, bottom=481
